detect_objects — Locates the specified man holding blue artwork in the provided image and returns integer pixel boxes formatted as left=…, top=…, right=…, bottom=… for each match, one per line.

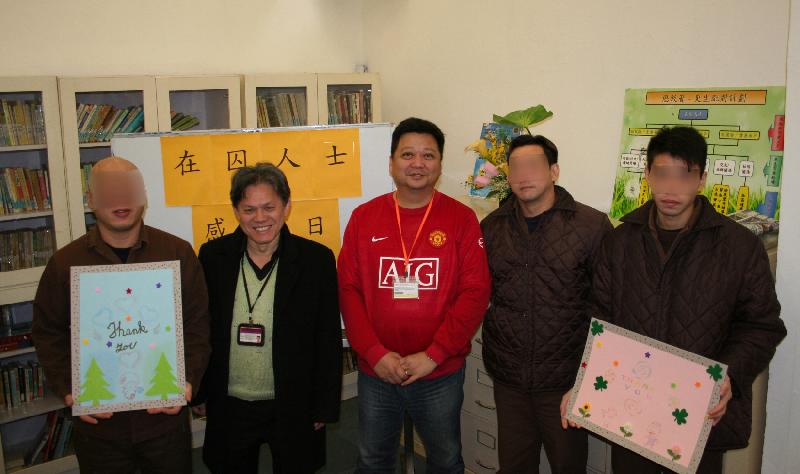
left=574, top=127, right=786, bottom=473
left=32, top=156, right=210, bottom=473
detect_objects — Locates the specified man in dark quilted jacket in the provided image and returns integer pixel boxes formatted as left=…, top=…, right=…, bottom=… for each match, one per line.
left=580, top=126, right=786, bottom=473
left=481, top=134, right=613, bottom=473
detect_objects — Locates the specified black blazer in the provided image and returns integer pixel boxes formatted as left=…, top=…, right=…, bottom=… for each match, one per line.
left=196, top=225, right=342, bottom=435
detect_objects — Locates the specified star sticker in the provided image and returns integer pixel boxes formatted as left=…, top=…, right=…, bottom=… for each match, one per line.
left=82, top=338, right=89, bottom=345
left=581, top=362, right=587, bottom=368
left=694, top=381, right=702, bottom=388
left=596, top=341, right=603, bottom=348
left=156, top=282, right=162, bottom=289
left=645, top=352, right=651, bottom=358
left=671, top=382, right=678, bottom=389
left=165, top=324, right=171, bottom=332
left=106, top=341, right=113, bottom=348
left=613, top=360, right=620, bottom=367
left=125, top=315, right=132, bottom=321
left=95, top=287, right=101, bottom=293
left=126, top=288, right=132, bottom=294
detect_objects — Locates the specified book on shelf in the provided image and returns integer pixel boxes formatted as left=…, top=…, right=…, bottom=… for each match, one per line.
left=23, top=408, right=73, bottom=466
left=75, top=103, right=145, bottom=143
left=0, top=359, right=45, bottom=409
left=0, top=98, right=46, bottom=147
left=256, top=92, right=308, bottom=127
left=342, top=347, right=358, bottom=374
left=79, top=162, right=95, bottom=207
left=170, top=111, right=201, bottom=131
left=0, top=167, right=51, bottom=215
left=0, top=227, right=55, bottom=272
left=327, top=89, right=372, bottom=125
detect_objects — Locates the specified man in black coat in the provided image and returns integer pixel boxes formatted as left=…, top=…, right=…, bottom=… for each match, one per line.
left=195, top=162, right=342, bottom=473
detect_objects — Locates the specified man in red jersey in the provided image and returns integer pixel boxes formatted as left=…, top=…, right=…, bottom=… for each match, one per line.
left=338, top=117, right=490, bottom=473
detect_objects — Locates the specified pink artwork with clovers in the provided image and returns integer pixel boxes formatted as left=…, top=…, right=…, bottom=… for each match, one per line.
left=566, top=319, right=726, bottom=474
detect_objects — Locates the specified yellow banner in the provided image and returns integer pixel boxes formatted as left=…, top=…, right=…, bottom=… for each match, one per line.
left=645, top=90, right=767, bottom=105
left=162, top=129, right=361, bottom=206
left=191, top=199, right=341, bottom=256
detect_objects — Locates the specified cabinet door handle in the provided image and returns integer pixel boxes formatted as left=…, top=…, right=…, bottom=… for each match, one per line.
left=475, top=399, right=496, bottom=410
left=475, top=458, right=497, bottom=471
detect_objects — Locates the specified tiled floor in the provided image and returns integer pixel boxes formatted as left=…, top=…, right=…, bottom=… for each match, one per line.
left=191, top=398, right=425, bottom=473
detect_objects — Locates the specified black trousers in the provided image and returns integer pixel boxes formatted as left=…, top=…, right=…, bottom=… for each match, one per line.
left=202, top=396, right=322, bottom=474
left=72, top=415, right=192, bottom=474
left=612, top=444, right=724, bottom=474
left=493, top=382, right=588, bottom=474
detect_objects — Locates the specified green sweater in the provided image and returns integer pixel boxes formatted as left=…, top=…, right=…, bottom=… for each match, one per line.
left=228, top=258, right=278, bottom=400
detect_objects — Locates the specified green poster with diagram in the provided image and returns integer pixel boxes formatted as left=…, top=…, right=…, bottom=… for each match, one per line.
left=611, top=87, right=785, bottom=220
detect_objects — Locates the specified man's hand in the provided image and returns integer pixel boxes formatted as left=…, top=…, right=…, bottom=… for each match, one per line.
left=65, top=394, right=113, bottom=425
left=708, top=376, right=732, bottom=426
left=191, top=403, right=206, bottom=417
left=374, top=352, right=407, bottom=384
left=147, top=383, right=192, bottom=416
left=399, top=352, right=437, bottom=386
left=560, top=389, right=581, bottom=429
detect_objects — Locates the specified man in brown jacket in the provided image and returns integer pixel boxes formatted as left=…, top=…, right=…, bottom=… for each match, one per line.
left=576, top=126, right=786, bottom=473
left=481, top=134, right=613, bottom=473
left=32, top=157, right=210, bottom=473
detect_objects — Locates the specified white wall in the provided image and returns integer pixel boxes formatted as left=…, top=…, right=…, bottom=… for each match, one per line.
left=363, top=0, right=790, bottom=211
left=763, top=0, right=800, bottom=472
left=0, top=0, right=365, bottom=76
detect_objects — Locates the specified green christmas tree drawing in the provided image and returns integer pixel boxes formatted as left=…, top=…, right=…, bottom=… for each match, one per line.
left=78, top=357, right=115, bottom=406
left=145, top=352, right=182, bottom=400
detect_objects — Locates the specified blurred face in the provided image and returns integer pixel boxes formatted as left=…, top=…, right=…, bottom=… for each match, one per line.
left=88, top=170, right=146, bottom=236
left=507, top=144, right=559, bottom=204
left=233, top=183, right=290, bottom=248
left=389, top=133, right=442, bottom=192
left=645, top=153, right=706, bottom=223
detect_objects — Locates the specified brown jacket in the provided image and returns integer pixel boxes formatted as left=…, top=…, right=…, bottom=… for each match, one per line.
left=481, top=186, right=613, bottom=392
left=32, top=224, right=210, bottom=442
left=593, top=196, right=786, bottom=449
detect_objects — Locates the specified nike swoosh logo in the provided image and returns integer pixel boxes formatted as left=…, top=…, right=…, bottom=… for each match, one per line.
left=371, top=236, right=389, bottom=242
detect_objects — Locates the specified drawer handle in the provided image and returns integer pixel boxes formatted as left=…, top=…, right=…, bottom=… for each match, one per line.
left=475, top=399, right=496, bottom=410
left=475, top=458, right=497, bottom=471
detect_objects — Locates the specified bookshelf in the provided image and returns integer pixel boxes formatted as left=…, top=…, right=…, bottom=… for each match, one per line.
left=243, top=74, right=319, bottom=128
left=0, top=301, right=74, bottom=474
left=58, top=76, right=158, bottom=240
left=155, top=75, right=242, bottom=132
left=318, top=73, right=382, bottom=125
left=0, top=77, right=69, bottom=306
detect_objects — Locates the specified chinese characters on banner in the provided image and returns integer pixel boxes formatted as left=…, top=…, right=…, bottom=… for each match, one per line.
left=161, top=129, right=360, bottom=255
left=190, top=200, right=342, bottom=256
left=162, top=129, right=361, bottom=205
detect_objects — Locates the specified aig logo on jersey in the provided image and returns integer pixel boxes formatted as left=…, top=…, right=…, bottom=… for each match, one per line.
left=378, top=257, right=440, bottom=290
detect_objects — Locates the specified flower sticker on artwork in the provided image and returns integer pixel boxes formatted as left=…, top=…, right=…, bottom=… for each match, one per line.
left=672, top=408, right=689, bottom=425
left=667, top=445, right=682, bottom=461
left=590, top=320, right=604, bottom=336
left=594, top=376, right=609, bottom=391
left=620, top=423, right=634, bottom=438
left=578, top=402, right=591, bottom=418
left=707, top=364, right=724, bottom=381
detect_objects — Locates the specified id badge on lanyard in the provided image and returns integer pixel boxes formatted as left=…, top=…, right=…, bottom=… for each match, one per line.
left=391, top=191, right=434, bottom=300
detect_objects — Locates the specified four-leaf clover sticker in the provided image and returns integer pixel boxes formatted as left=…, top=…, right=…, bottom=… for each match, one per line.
left=672, top=408, right=689, bottom=425
left=590, top=320, right=604, bottom=336
left=594, top=376, right=608, bottom=391
left=707, top=364, right=724, bottom=381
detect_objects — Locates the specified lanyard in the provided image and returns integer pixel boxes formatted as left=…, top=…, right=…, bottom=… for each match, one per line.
left=241, top=254, right=279, bottom=323
left=393, top=191, right=435, bottom=278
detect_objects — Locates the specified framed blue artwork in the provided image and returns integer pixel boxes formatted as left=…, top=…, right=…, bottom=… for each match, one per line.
left=70, top=261, right=186, bottom=415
